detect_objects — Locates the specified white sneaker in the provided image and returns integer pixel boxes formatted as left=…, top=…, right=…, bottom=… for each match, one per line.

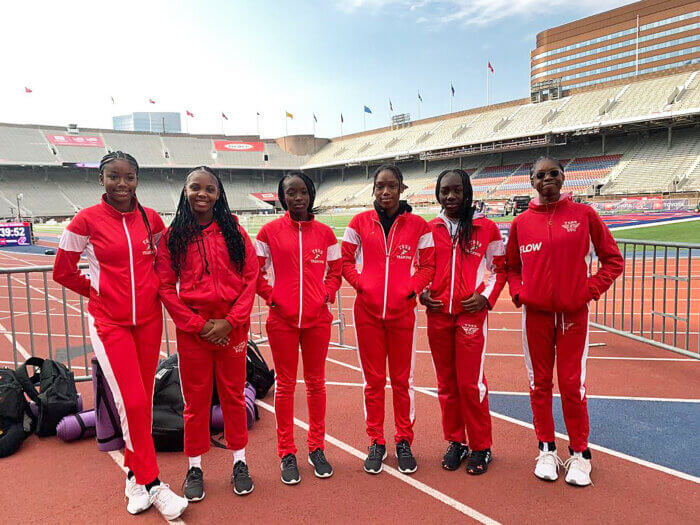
left=564, top=453, right=592, bottom=486
left=124, top=477, right=151, bottom=515
left=534, top=449, right=563, bottom=481
left=149, top=483, right=188, bottom=521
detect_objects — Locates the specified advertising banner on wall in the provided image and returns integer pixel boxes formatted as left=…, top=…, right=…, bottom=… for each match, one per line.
left=213, top=140, right=264, bottom=152
left=46, top=134, right=105, bottom=147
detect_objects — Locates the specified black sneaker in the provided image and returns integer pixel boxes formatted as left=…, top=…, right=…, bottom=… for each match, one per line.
left=396, top=440, right=417, bottom=474
left=183, top=467, right=205, bottom=502
left=281, top=453, right=301, bottom=485
left=231, top=461, right=254, bottom=495
left=442, top=441, right=469, bottom=471
left=466, top=449, right=492, bottom=475
left=308, top=448, right=333, bottom=478
left=364, top=441, right=387, bottom=474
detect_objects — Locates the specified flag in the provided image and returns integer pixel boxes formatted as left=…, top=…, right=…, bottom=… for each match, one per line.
left=451, top=84, right=455, bottom=97
left=313, top=113, right=318, bottom=123
left=341, top=113, right=344, bottom=123
left=363, top=105, right=372, bottom=114
left=149, top=98, right=156, bottom=104
left=186, top=110, right=194, bottom=118
left=221, top=112, right=228, bottom=120
left=488, top=61, right=494, bottom=73
left=389, top=99, right=393, bottom=111
left=24, top=87, right=32, bottom=94
left=110, top=96, right=115, bottom=104
left=256, top=111, right=261, bottom=116
left=286, top=111, right=294, bottom=119
left=418, top=91, right=423, bottom=102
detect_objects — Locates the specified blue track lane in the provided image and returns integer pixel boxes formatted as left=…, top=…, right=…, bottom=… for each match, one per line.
left=486, top=393, right=700, bottom=477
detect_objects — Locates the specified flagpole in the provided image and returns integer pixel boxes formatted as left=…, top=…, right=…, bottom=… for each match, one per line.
left=221, top=115, right=224, bottom=135
left=363, top=109, right=366, bottom=131
left=486, top=64, right=489, bottom=106
left=185, top=113, right=189, bottom=134
left=256, top=113, right=260, bottom=136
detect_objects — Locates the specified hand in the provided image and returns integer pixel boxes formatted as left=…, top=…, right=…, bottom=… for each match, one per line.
left=420, top=290, right=443, bottom=312
left=461, top=293, right=488, bottom=312
left=199, top=320, right=215, bottom=337
left=201, top=319, right=232, bottom=345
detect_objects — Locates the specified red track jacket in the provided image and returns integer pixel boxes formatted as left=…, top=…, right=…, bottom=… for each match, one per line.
left=255, top=212, right=342, bottom=329
left=53, top=196, right=165, bottom=326
left=427, top=211, right=506, bottom=314
left=342, top=208, right=435, bottom=320
left=156, top=218, right=258, bottom=334
left=506, top=194, right=623, bottom=313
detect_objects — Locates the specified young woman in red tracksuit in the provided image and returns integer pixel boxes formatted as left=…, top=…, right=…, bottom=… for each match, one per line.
left=506, top=155, right=623, bottom=486
left=53, top=152, right=188, bottom=520
left=342, top=164, right=435, bottom=475
left=420, top=169, right=506, bottom=475
left=255, top=172, right=342, bottom=485
left=156, top=167, right=258, bottom=499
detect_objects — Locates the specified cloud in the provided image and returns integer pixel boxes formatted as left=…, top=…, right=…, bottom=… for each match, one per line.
left=336, top=0, right=631, bottom=26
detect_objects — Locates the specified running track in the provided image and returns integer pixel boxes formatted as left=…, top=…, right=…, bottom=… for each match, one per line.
left=0, top=246, right=698, bottom=524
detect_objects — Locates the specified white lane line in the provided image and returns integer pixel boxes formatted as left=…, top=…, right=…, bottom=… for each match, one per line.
left=331, top=347, right=698, bottom=362
left=107, top=451, right=186, bottom=524
left=311, top=381, right=700, bottom=403
left=0, top=319, right=30, bottom=360
left=255, top=399, right=500, bottom=525
left=324, top=352, right=700, bottom=483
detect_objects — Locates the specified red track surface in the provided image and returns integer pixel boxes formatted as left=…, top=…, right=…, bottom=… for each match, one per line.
left=1, top=249, right=699, bottom=524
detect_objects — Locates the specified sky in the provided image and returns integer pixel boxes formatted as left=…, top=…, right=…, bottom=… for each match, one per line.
left=0, top=0, right=631, bottom=139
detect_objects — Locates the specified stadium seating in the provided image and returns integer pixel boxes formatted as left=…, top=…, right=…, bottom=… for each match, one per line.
left=602, top=128, right=699, bottom=194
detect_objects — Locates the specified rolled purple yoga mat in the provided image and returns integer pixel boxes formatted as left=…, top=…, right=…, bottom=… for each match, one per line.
left=30, top=393, right=83, bottom=417
left=56, top=410, right=97, bottom=442
left=245, top=383, right=256, bottom=429
left=211, top=405, right=223, bottom=431
left=91, top=356, right=124, bottom=452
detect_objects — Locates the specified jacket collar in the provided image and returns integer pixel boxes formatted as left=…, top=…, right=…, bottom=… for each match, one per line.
left=528, top=192, right=572, bottom=212
left=100, top=194, right=140, bottom=219
left=434, top=209, right=486, bottom=229
left=283, top=210, right=315, bottom=229
left=371, top=200, right=411, bottom=222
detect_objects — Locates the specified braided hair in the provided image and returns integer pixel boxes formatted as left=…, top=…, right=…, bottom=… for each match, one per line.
left=435, top=168, right=475, bottom=256
left=277, top=171, right=318, bottom=215
left=168, top=166, right=246, bottom=277
left=99, top=151, right=155, bottom=256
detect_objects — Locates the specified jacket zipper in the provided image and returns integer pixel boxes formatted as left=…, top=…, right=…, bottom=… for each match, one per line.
left=376, top=218, right=398, bottom=319
left=448, top=241, right=457, bottom=315
left=298, top=224, right=303, bottom=328
left=122, top=216, right=137, bottom=325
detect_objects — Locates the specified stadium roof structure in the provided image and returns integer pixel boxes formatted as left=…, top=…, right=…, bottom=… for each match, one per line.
left=302, top=68, right=700, bottom=169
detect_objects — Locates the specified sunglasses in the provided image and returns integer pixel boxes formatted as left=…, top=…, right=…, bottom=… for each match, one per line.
left=533, top=169, right=563, bottom=179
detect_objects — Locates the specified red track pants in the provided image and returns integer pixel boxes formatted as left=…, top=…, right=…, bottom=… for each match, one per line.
left=426, top=309, right=492, bottom=450
left=522, top=305, right=590, bottom=452
left=88, top=313, right=162, bottom=485
left=267, top=312, right=331, bottom=457
left=353, top=302, right=417, bottom=446
left=178, top=327, right=248, bottom=456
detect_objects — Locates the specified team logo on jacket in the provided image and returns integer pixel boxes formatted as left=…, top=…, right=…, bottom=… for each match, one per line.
left=232, top=341, right=247, bottom=354
left=142, top=238, right=154, bottom=256
left=461, top=323, right=479, bottom=336
left=396, top=244, right=412, bottom=260
left=466, top=239, right=482, bottom=255
left=562, top=220, right=580, bottom=233
left=519, top=242, right=542, bottom=254
left=310, top=248, right=324, bottom=264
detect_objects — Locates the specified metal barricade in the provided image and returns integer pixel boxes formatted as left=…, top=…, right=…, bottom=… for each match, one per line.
left=590, top=239, right=699, bottom=359
left=0, top=263, right=351, bottom=380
